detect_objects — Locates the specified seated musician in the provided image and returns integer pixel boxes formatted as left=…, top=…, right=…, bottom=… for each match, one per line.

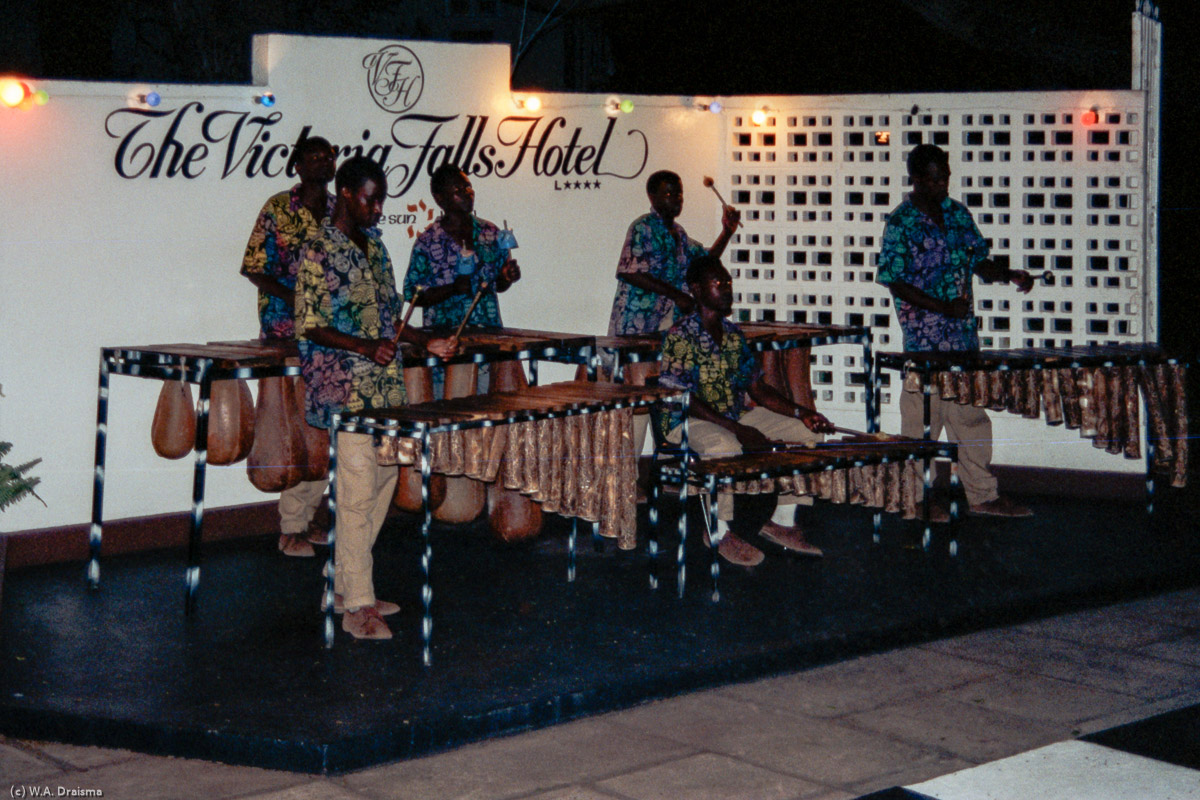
left=295, top=156, right=457, bottom=640
left=658, top=255, right=836, bottom=567
left=403, top=164, right=521, bottom=330
left=608, top=169, right=741, bottom=458
left=878, top=144, right=1034, bottom=519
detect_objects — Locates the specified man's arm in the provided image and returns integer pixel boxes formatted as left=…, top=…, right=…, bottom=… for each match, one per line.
left=748, top=376, right=835, bottom=434
left=973, top=258, right=1034, bottom=293
left=706, top=204, right=741, bottom=259
left=685, top=391, right=774, bottom=453
left=884, top=279, right=972, bottom=319
left=618, top=271, right=695, bottom=314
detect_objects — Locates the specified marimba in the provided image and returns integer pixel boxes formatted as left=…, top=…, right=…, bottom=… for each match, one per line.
left=90, top=330, right=600, bottom=615
left=875, top=345, right=1189, bottom=511
left=651, top=433, right=959, bottom=600
left=332, top=380, right=684, bottom=661
left=595, top=320, right=876, bottom=429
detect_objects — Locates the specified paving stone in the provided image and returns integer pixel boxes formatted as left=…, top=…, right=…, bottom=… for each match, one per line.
left=517, top=786, right=627, bottom=800
left=845, top=691, right=1068, bottom=763
left=1073, top=688, right=1200, bottom=736
left=71, top=754, right=305, bottom=800
left=611, top=693, right=947, bottom=786
left=1120, top=588, right=1200, bottom=628
left=1014, top=604, right=1191, bottom=648
left=938, top=670, right=1138, bottom=726
left=717, top=647, right=998, bottom=718
left=1137, top=632, right=1200, bottom=667
left=0, top=741, right=62, bottom=783
left=239, top=779, right=371, bottom=800
left=594, top=752, right=819, bottom=800
left=926, top=627, right=1200, bottom=700
left=20, top=740, right=138, bottom=770
left=343, top=716, right=693, bottom=800
left=843, top=752, right=975, bottom=798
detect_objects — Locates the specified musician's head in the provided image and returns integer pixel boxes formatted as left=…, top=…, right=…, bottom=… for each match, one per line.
left=907, top=144, right=951, bottom=206
left=646, top=170, right=683, bottom=221
left=687, top=254, right=733, bottom=316
left=335, top=156, right=387, bottom=229
left=289, top=136, right=336, bottom=185
left=431, top=162, right=474, bottom=216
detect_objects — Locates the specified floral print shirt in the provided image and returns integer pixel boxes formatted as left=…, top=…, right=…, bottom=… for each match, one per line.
left=877, top=196, right=987, bottom=352
left=294, top=224, right=406, bottom=429
left=241, top=185, right=335, bottom=339
left=656, top=312, right=762, bottom=439
left=403, top=216, right=509, bottom=329
left=607, top=211, right=708, bottom=336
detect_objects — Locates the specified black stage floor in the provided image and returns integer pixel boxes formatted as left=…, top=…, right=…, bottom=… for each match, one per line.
left=1, top=483, right=1198, bottom=774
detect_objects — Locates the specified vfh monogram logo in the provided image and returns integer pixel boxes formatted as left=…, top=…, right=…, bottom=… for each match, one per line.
left=362, top=44, right=424, bottom=113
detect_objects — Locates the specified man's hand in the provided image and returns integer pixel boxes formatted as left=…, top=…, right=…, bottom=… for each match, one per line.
left=361, top=339, right=397, bottom=366
left=452, top=275, right=472, bottom=296
left=941, top=297, right=973, bottom=319
left=721, top=204, right=741, bottom=234
left=674, top=291, right=696, bottom=315
left=426, top=337, right=458, bottom=359
left=499, top=258, right=521, bottom=286
left=795, top=408, right=835, bottom=434
left=1010, top=269, right=1034, bottom=293
left=735, top=424, right=773, bottom=453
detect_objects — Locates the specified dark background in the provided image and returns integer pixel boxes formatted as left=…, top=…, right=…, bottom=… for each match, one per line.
left=2, top=0, right=1195, bottom=353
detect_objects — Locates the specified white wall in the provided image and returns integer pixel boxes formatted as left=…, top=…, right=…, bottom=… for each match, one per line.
left=0, top=33, right=1154, bottom=534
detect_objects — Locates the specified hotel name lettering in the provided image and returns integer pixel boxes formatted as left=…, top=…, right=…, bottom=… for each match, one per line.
left=104, top=103, right=648, bottom=195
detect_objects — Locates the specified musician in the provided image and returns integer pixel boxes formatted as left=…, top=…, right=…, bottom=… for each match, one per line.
left=878, top=144, right=1034, bottom=518
left=295, top=156, right=457, bottom=640
left=403, top=163, right=522, bottom=329
left=608, top=169, right=741, bottom=463
left=658, top=255, right=836, bottom=567
left=240, top=135, right=337, bottom=558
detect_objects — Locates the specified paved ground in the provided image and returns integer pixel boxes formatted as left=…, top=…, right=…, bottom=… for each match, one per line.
left=4, top=586, right=1198, bottom=800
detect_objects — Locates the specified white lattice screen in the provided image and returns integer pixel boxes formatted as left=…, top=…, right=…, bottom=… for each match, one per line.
left=719, top=89, right=1157, bottom=449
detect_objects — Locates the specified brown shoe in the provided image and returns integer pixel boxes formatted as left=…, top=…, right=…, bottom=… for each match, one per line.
left=758, top=521, right=823, bottom=558
left=323, top=593, right=400, bottom=616
left=342, top=606, right=393, bottom=640
left=713, top=531, right=765, bottom=567
left=970, top=495, right=1033, bottom=518
left=305, top=522, right=330, bottom=547
left=278, top=533, right=316, bottom=558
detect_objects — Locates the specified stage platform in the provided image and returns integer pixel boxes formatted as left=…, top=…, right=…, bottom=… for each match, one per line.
left=1, top=483, right=1197, bottom=775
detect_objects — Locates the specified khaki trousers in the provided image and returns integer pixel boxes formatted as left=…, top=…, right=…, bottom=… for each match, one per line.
left=334, top=431, right=399, bottom=611
left=278, top=479, right=328, bottom=535
left=667, top=406, right=822, bottom=521
left=899, top=387, right=999, bottom=507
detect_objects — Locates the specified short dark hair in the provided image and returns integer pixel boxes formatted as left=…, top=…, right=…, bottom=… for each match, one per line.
left=686, top=253, right=727, bottom=286
left=336, top=155, right=386, bottom=194
left=646, top=169, right=681, bottom=194
left=430, top=162, right=467, bottom=197
left=907, top=144, right=948, bottom=177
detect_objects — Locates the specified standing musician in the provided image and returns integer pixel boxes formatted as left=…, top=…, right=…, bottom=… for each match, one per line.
left=403, top=163, right=522, bottom=330
left=658, top=255, right=836, bottom=567
left=609, top=170, right=741, bottom=461
left=878, top=144, right=1035, bottom=518
left=240, top=135, right=337, bottom=558
left=295, top=156, right=457, bottom=640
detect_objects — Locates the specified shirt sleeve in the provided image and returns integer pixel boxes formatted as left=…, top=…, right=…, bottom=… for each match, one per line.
left=241, top=201, right=279, bottom=277
left=876, top=214, right=910, bottom=287
left=616, top=218, right=652, bottom=276
left=730, top=334, right=762, bottom=398
left=294, top=243, right=331, bottom=339
left=657, top=330, right=696, bottom=394
left=403, top=238, right=433, bottom=302
left=687, top=236, right=708, bottom=261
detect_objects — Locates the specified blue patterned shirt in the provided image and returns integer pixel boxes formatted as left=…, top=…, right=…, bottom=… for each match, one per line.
left=403, top=216, right=508, bottom=329
left=607, top=211, right=708, bottom=336
left=877, top=196, right=988, bottom=352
